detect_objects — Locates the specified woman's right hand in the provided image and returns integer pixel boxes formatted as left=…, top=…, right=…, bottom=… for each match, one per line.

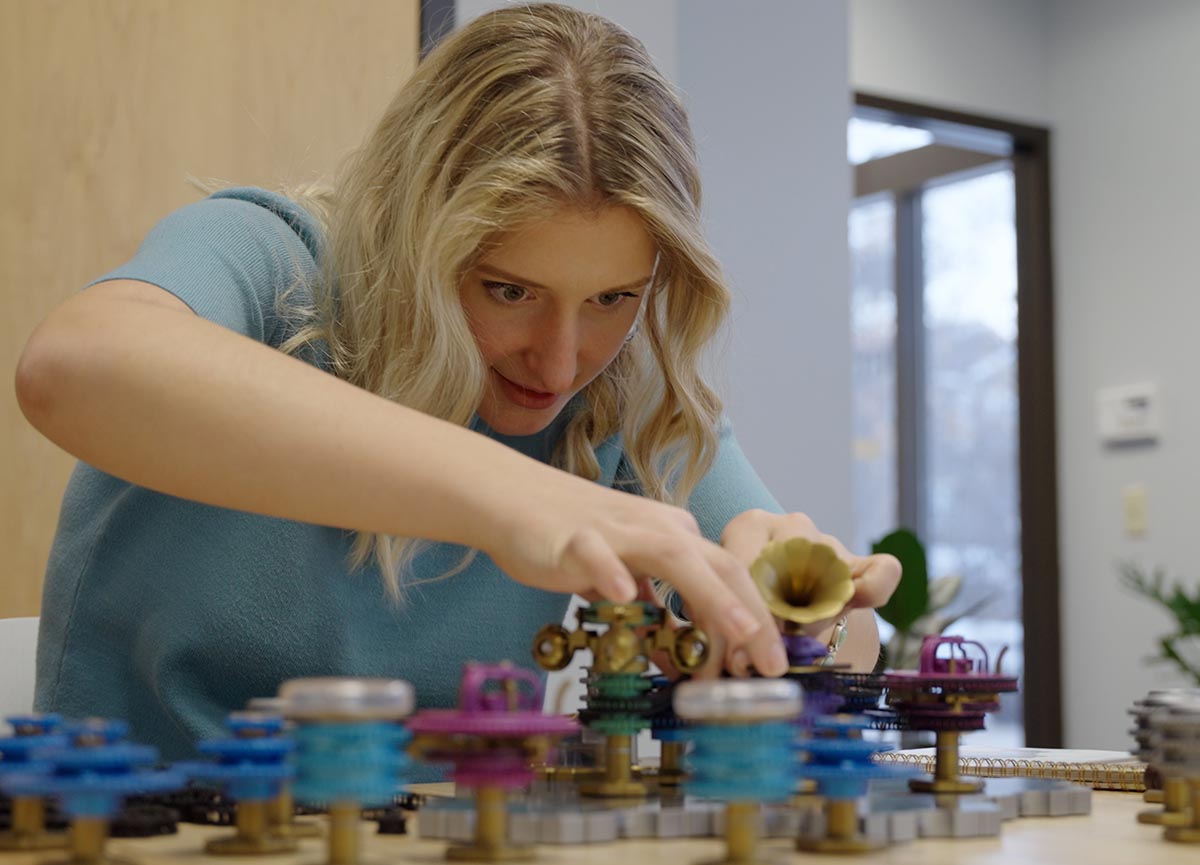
left=482, top=469, right=789, bottom=678
left=18, top=280, right=784, bottom=684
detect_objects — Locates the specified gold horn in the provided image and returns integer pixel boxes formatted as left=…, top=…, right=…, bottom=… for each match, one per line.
left=750, top=537, right=854, bottom=635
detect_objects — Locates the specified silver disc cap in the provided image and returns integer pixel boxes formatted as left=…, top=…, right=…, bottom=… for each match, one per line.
left=278, top=677, right=415, bottom=720
left=673, top=678, right=802, bottom=723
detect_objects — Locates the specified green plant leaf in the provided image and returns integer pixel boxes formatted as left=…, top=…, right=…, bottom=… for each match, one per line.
left=1119, top=561, right=1200, bottom=683
left=873, top=528, right=929, bottom=632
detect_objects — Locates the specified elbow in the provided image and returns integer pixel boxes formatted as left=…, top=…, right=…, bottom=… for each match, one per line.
left=14, top=321, right=70, bottom=435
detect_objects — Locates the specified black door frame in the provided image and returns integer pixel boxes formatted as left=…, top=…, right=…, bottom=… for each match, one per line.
left=855, top=93, right=1062, bottom=748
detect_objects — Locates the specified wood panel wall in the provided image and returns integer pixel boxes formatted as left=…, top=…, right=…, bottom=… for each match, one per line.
left=0, top=0, right=420, bottom=617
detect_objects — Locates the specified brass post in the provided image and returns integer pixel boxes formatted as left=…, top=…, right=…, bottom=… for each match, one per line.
left=1165, top=777, right=1190, bottom=813
left=826, top=799, right=858, bottom=841
left=934, top=730, right=960, bottom=782
left=1138, top=775, right=1192, bottom=826
left=580, top=733, right=646, bottom=797
left=270, top=790, right=291, bottom=828
left=269, top=787, right=320, bottom=839
left=327, top=802, right=360, bottom=865
left=69, top=817, right=107, bottom=865
left=11, top=797, right=44, bottom=837
left=0, top=796, right=65, bottom=851
left=723, top=801, right=758, bottom=865
left=237, top=800, right=268, bottom=841
left=474, top=787, right=507, bottom=853
left=1164, top=777, right=1200, bottom=843
left=606, top=734, right=632, bottom=785
left=659, top=741, right=686, bottom=786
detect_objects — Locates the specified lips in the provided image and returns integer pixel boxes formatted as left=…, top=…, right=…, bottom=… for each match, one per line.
left=493, top=370, right=559, bottom=410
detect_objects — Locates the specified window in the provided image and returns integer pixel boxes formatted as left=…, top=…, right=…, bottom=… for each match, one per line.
left=849, top=96, right=1061, bottom=747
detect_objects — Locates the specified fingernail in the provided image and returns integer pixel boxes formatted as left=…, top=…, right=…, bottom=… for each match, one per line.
left=768, top=642, right=789, bottom=676
left=728, top=607, right=761, bottom=639
left=730, top=648, right=751, bottom=676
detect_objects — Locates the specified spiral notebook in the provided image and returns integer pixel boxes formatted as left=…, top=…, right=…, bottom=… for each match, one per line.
left=873, top=747, right=1147, bottom=792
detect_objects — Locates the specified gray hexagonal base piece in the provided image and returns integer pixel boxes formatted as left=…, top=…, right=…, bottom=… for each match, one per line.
left=976, top=777, right=1092, bottom=818
left=421, top=799, right=718, bottom=844
left=706, top=804, right=804, bottom=839
left=421, top=776, right=1089, bottom=848
left=863, top=794, right=1003, bottom=839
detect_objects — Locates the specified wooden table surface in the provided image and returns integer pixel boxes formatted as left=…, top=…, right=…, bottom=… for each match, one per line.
left=2, top=790, right=1192, bottom=865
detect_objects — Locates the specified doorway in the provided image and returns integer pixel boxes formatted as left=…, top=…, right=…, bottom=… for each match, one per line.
left=849, top=95, right=1061, bottom=747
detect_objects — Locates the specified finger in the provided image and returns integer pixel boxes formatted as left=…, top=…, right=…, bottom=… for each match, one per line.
left=560, top=530, right=638, bottom=603
left=770, top=512, right=820, bottom=544
left=848, top=553, right=902, bottom=608
left=720, top=512, right=773, bottom=568
left=699, top=542, right=788, bottom=677
left=628, top=536, right=763, bottom=647
left=635, top=575, right=678, bottom=611
left=727, top=646, right=753, bottom=677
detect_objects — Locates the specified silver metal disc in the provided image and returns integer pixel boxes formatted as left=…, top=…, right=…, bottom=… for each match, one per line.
left=278, top=677, right=415, bottom=720
left=673, top=678, right=802, bottom=722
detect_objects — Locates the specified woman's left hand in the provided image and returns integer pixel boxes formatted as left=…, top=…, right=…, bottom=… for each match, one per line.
left=716, top=509, right=901, bottom=674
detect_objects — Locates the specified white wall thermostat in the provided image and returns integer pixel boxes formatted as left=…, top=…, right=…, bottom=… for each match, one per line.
left=1096, top=382, right=1161, bottom=446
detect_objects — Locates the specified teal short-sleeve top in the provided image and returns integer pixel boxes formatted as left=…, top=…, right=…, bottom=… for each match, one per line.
left=34, top=188, right=782, bottom=768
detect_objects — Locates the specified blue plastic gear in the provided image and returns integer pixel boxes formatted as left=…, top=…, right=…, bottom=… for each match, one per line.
left=0, top=731, right=69, bottom=776
left=177, top=736, right=295, bottom=804
left=5, top=714, right=63, bottom=736
left=685, top=721, right=796, bottom=802
left=2, top=732, right=184, bottom=819
left=797, top=720, right=906, bottom=799
left=645, top=677, right=689, bottom=741
left=226, top=714, right=286, bottom=737
left=290, top=721, right=410, bottom=809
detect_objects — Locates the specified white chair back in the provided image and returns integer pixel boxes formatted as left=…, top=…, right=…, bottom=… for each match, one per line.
left=0, top=617, right=39, bottom=720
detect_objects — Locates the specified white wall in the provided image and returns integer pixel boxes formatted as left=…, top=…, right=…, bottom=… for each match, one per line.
left=458, top=0, right=681, bottom=77
left=455, top=0, right=855, bottom=536
left=852, top=0, right=1200, bottom=749
left=677, top=2, right=853, bottom=536
left=852, top=0, right=1051, bottom=125
left=1049, top=0, right=1200, bottom=750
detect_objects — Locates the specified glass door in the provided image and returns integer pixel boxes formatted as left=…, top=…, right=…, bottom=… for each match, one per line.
left=849, top=109, right=1035, bottom=746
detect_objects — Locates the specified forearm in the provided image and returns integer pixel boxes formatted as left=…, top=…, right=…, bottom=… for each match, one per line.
left=815, top=608, right=880, bottom=672
left=16, top=284, right=543, bottom=552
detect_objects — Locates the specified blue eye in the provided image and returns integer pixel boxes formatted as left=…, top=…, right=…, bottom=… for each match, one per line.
left=483, top=281, right=528, bottom=303
left=596, top=291, right=640, bottom=308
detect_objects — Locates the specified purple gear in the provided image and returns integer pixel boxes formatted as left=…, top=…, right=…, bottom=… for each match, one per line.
left=779, top=635, right=846, bottom=728
left=883, top=635, right=1018, bottom=732
left=782, top=634, right=829, bottom=668
left=408, top=663, right=578, bottom=789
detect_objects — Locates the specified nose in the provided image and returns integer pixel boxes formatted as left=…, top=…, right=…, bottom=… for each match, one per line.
left=525, top=310, right=580, bottom=393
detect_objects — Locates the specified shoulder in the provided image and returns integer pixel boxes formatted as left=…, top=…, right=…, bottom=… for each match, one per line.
left=205, top=187, right=323, bottom=264
left=90, top=187, right=326, bottom=349
left=127, top=186, right=323, bottom=283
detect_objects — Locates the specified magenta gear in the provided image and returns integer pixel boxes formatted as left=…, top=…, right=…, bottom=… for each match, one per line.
left=408, top=663, right=578, bottom=789
left=883, top=635, right=1018, bottom=732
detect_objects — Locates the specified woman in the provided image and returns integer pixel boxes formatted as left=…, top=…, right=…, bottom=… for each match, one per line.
left=15, top=4, right=898, bottom=759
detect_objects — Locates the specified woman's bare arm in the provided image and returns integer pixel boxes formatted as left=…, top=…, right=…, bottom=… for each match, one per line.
left=17, top=279, right=789, bottom=675
left=17, top=279, right=546, bottom=548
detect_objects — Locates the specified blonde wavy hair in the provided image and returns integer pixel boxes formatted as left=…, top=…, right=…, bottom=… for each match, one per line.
left=286, top=3, right=731, bottom=598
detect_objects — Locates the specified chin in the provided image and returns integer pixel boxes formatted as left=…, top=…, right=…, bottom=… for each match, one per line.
left=478, top=406, right=561, bottom=437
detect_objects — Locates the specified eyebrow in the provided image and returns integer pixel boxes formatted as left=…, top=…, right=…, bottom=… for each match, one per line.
left=477, top=265, right=653, bottom=294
